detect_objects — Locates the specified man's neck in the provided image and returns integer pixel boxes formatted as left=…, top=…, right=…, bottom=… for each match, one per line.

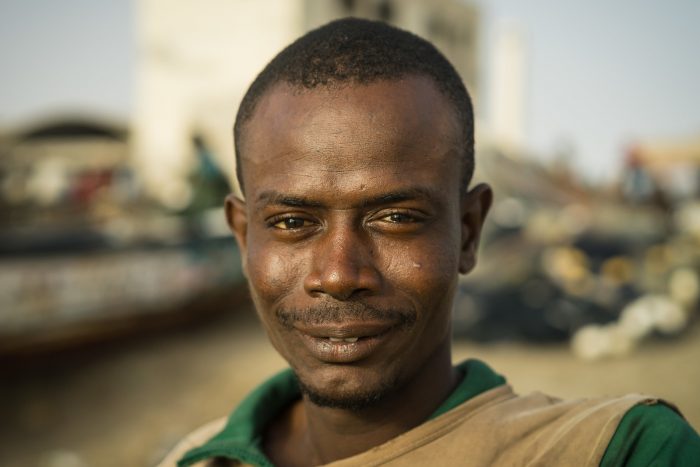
left=264, top=343, right=459, bottom=466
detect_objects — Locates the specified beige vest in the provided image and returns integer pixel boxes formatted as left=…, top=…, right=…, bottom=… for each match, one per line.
left=158, top=385, right=652, bottom=467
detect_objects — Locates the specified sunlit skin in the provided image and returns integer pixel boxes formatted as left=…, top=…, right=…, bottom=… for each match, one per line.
left=226, top=76, right=492, bottom=466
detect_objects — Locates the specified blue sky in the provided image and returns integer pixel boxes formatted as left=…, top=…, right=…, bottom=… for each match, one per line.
left=478, top=0, right=700, bottom=180
left=1, top=0, right=698, bottom=181
left=0, top=0, right=133, bottom=123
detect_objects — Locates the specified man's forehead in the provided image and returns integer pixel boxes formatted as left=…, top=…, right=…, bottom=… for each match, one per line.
left=238, top=76, right=461, bottom=173
left=251, top=77, right=450, bottom=126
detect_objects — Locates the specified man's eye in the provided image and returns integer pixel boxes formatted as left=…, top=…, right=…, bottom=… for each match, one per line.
left=382, top=212, right=417, bottom=223
left=272, top=217, right=310, bottom=230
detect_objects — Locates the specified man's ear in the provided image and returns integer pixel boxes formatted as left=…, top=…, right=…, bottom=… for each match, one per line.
left=225, top=193, right=249, bottom=277
left=459, top=183, right=492, bottom=274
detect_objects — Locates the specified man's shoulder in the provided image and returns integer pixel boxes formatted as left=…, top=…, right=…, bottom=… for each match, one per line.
left=602, top=401, right=700, bottom=466
left=157, top=368, right=299, bottom=467
left=462, top=391, right=700, bottom=467
left=156, top=418, right=229, bottom=467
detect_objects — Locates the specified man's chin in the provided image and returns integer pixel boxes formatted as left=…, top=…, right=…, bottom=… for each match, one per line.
left=296, top=372, right=400, bottom=411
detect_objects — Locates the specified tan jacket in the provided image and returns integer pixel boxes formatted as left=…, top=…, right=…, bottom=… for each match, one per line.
left=158, top=384, right=650, bottom=467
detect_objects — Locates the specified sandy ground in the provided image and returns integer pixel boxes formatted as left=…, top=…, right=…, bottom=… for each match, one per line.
left=1, top=303, right=699, bottom=467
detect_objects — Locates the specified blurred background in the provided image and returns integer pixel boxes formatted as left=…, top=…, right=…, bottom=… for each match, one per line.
left=1, top=0, right=699, bottom=465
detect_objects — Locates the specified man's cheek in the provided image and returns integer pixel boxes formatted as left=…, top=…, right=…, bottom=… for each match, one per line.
left=246, top=243, right=300, bottom=304
left=387, top=248, right=458, bottom=301
left=384, top=236, right=458, bottom=279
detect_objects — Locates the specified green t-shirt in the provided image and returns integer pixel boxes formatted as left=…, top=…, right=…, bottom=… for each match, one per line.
left=178, top=359, right=700, bottom=466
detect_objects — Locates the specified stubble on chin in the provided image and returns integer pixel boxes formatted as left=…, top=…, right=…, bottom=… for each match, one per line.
left=295, top=371, right=401, bottom=411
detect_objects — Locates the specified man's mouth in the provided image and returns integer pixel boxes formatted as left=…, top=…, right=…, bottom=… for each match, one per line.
left=328, top=337, right=359, bottom=343
left=294, top=322, right=398, bottom=363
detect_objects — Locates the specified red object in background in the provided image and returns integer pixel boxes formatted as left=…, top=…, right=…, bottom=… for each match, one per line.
left=71, top=170, right=113, bottom=205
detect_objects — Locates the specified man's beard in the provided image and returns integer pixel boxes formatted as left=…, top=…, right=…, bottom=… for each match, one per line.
left=276, top=302, right=417, bottom=411
left=296, top=372, right=401, bottom=411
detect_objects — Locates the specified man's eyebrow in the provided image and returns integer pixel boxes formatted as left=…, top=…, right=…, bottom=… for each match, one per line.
left=255, top=191, right=326, bottom=208
left=254, top=187, right=439, bottom=209
left=359, top=187, right=439, bottom=208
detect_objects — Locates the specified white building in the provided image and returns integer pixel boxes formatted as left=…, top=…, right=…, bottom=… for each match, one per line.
left=490, top=21, right=527, bottom=155
left=133, top=0, right=480, bottom=204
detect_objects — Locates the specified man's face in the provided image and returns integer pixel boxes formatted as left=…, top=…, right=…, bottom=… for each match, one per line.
left=228, top=76, right=489, bottom=408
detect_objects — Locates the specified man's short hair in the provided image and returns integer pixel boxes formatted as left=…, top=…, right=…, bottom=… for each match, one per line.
left=233, top=17, right=475, bottom=193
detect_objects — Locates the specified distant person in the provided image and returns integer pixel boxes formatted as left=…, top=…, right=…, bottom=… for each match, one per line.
left=159, top=18, right=700, bottom=466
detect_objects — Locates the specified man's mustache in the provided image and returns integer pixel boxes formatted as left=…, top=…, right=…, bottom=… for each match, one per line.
left=276, top=302, right=416, bottom=329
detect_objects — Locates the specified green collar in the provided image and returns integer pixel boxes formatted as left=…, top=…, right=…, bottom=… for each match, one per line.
left=178, top=359, right=506, bottom=467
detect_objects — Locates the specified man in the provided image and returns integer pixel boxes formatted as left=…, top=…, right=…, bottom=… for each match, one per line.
left=160, top=18, right=700, bottom=466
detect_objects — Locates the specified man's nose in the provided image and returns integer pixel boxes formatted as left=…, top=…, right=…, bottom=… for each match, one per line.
left=303, top=224, right=381, bottom=300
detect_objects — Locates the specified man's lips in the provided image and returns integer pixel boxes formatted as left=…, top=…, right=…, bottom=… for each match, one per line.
left=294, top=321, right=398, bottom=363
left=294, top=321, right=395, bottom=339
